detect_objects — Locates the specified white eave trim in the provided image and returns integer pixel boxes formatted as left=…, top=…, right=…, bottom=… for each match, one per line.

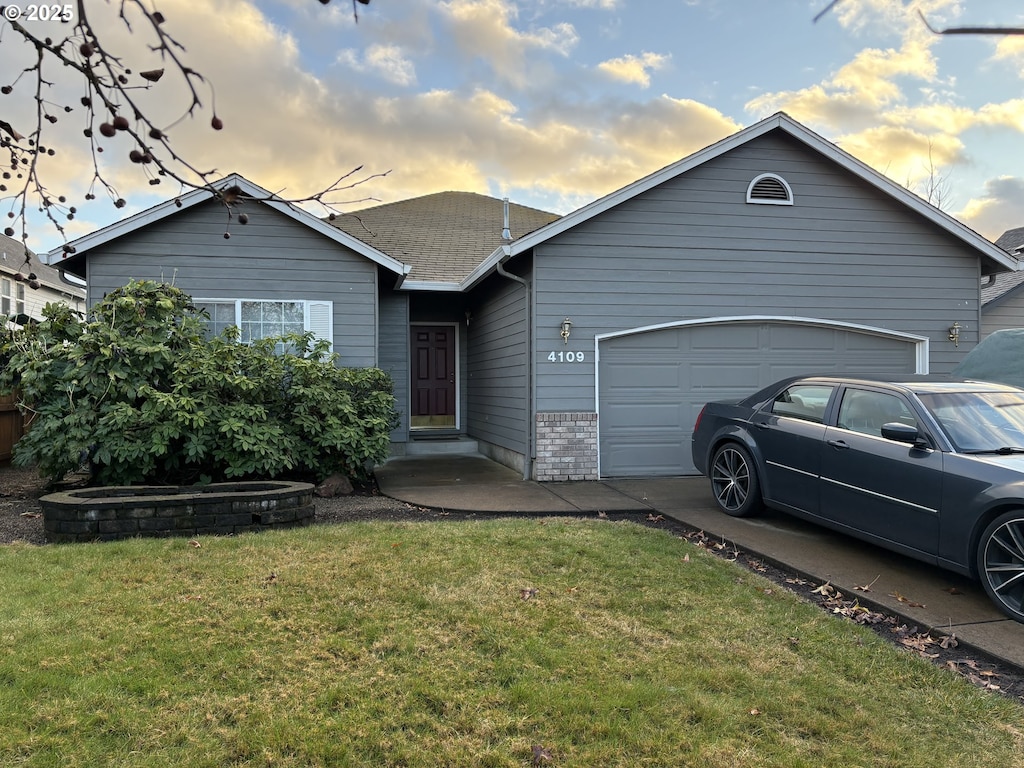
left=44, top=174, right=411, bottom=278
left=398, top=280, right=463, bottom=292
left=461, top=112, right=1015, bottom=290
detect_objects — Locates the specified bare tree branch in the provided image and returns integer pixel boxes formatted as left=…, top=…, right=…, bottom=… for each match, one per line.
left=0, top=0, right=379, bottom=279
left=815, top=2, right=1024, bottom=34
left=916, top=10, right=1024, bottom=36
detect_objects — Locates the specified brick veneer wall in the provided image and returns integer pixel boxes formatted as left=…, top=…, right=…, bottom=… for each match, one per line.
left=535, top=412, right=598, bottom=481
left=41, top=482, right=315, bottom=543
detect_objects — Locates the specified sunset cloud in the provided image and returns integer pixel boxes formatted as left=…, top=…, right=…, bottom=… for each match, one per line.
left=597, top=52, right=670, bottom=88
left=958, top=177, right=1024, bottom=241
left=3, top=0, right=1021, bottom=253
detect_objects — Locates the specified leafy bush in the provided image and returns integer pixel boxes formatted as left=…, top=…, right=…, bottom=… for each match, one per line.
left=0, top=280, right=398, bottom=486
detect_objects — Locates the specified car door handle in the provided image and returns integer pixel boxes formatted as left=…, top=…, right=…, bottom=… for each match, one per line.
left=827, top=439, right=849, bottom=450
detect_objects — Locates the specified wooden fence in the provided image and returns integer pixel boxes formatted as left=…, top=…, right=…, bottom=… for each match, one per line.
left=0, top=393, right=25, bottom=464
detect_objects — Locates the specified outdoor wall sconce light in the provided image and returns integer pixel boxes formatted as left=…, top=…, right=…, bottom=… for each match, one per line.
left=560, top=317, right=573, bottom=344
left=948, top=321, right=961, bottom=347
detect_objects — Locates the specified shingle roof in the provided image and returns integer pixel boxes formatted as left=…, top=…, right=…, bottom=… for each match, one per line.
left=326, top=192, right=561, bottom=283
left=0, top=234, right=83, bottom=295
left=996, top=226, right=1024, bottom=254
left=982, top=226, right=1024, bottom=306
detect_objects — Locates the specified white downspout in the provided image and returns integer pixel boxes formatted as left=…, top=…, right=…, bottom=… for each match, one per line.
left=495, top=198, right=533, bottom=480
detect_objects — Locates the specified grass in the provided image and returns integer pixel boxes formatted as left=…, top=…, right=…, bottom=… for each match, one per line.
left=1, top=517, right=1022, bottom=767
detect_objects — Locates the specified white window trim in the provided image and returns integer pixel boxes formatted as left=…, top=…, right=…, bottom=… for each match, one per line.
left=194, top=298, right=333, bottom=350
left=746, top=173, right=794, bottom=206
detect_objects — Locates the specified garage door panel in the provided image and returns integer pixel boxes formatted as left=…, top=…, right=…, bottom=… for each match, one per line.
left=845, top=334, right=915, bottom=352
left=767, top=324, right=838, bottom=350
left=602, top=437, right=687, bottom=477
left=603, top=402, right=687, bottom=428
left=602, top=362, right=680, bottom=388
left=598, top=320, right=919, bottom=477
left=690, top=362, right=763, bottom=389
left=617, top=333, right=684, bottom=351
left=689, top=325, right=760, bottom=351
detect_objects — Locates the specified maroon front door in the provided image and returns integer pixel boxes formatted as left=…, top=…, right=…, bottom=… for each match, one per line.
left=411, top=326, right=456, bottom=428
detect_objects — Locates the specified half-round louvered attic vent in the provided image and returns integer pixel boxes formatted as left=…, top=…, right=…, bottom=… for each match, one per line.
left=746, top=173, right=794, bottom=205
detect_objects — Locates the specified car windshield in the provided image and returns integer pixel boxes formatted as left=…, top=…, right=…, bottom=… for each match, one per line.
left=918, top=391, right=1024, bottom=453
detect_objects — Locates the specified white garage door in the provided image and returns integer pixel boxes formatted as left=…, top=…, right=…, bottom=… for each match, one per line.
left=597, top=318, right=924, bottom=477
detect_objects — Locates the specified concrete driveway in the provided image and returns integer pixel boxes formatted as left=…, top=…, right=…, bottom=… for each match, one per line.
left=376, top=454, right=1024, bottom=672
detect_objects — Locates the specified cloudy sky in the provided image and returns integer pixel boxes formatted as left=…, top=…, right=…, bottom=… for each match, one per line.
left=3, top=0, right=1024, bottom=255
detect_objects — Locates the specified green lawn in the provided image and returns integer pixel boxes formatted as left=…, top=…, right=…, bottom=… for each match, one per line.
left=1, top=518, right=1022, bottom=767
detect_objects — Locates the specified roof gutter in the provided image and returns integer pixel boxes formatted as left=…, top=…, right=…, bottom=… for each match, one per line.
left=55, top=267, right=87, bottom=293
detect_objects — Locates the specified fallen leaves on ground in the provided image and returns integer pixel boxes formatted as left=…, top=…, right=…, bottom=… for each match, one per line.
left=531, top=744, right=553, bottom=764
left=946, top=660, right=1002, bottom=690
left=854, top=575, right=880, bottom=592
left=673, top=525, right=1017, bottom=699
left=890, top=590, right=926, bottom=608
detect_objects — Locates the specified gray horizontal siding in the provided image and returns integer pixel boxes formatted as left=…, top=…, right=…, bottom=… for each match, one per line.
left=533, top=130, right=983, bottom=412
left=983, top=293, right=1024, bottom=338
left=466, top=270, right=529, bottom=454
left=378, top=288, right=409, bottom=441
left=83, top=200, right=380, bottom=367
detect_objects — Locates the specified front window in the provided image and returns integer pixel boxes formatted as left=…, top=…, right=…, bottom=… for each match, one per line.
left=1, top=279, right=25, bottom=320
left=919, top=391, right=1024, bottom=452
left=239, top=300, right=305, bottom=343
left=194, top=299, right=333, bottom=352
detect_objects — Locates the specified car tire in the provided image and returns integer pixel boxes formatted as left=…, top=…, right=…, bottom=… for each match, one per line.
left=710, top=443, right=763, bottom=518
left=977, top=511, right=1024, bottom=623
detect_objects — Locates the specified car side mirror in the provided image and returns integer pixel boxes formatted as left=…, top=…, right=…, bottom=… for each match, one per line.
left=881, top=421, right=927, bottom=447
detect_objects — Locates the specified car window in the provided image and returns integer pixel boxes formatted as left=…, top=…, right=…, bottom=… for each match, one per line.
left=837, top=389, right=916, bottom=437
left=769, top=384, right=834, bottom=424
left=918, top=390, right=1024, bottom=452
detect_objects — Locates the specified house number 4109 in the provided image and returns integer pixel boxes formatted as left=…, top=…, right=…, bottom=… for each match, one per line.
left=547, top=351, right=585, bottom=362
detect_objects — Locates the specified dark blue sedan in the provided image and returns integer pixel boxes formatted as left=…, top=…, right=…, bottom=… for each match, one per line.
left=691, top=375, right=1024, bottom=623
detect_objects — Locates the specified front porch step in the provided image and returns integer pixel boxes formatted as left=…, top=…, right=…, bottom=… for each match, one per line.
left=406, top=436, right=480, bottom=456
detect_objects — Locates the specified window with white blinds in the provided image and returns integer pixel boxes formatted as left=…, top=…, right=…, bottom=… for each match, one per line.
left=194, top=299, right=333, bottom=351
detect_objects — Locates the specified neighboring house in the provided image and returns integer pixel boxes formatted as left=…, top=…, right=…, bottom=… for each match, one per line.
left=1, top=234, right=85, bottom=328
left=49, top=112, right=1017, bottom=479
left=980, top=226, right=1024, bottom=338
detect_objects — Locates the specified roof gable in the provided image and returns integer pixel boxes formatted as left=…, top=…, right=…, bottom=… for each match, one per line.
left=1, top=234, right=84, bottom=297
left=47, top=174, right=411, bottom=280
left=463, top=112, right=1017, bottom=289
left=996, top=225, right=1024, bottom=255
left=328, top=191, right=560, bottom=286
left=982, top=225, right=1024, bottom=308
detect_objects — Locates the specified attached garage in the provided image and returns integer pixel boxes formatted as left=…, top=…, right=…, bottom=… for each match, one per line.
left=596, top=317, right=927, bottom=477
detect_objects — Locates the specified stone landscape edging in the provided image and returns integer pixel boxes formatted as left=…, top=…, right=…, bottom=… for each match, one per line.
left=40, top=481, right=315, bottom=543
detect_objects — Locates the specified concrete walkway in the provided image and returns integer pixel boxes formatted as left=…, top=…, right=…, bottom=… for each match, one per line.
left=376, top=453, right=1024, bottom=673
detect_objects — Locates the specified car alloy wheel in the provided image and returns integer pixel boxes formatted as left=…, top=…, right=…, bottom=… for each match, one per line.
left=710, top=443, right=762, bottom=518
left=978, top=512, right=1024, bottom=622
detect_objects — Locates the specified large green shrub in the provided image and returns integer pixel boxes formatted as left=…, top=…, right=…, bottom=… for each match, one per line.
left=0, top=280, right=398, bottom=486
